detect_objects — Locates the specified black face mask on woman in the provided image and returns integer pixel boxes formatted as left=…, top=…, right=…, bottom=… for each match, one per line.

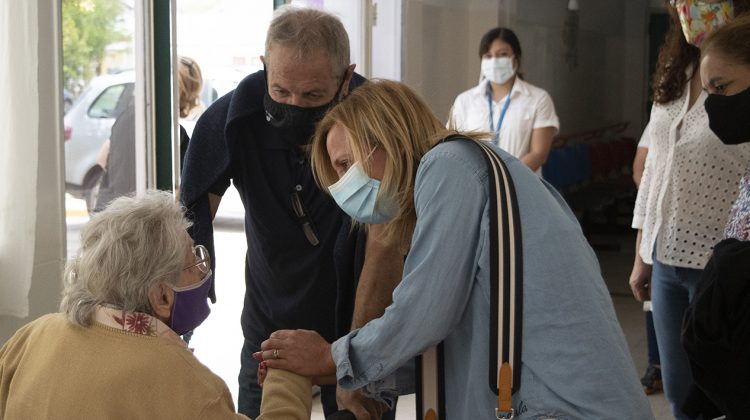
left=704, top=86, right=750, bottom=145
left=262, top=66, right=346, bottom=135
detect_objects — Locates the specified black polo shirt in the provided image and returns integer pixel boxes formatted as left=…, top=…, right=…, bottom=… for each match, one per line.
left=205, top=71, right=364, bottom=345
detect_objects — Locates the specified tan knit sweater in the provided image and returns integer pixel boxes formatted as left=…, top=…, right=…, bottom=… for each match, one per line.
left=0, top=313, right=247, bottom=419
left=258, top=369, right=312, bottom=420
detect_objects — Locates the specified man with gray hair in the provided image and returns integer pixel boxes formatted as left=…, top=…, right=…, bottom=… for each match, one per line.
left=180, top=5, right=404, bottom=418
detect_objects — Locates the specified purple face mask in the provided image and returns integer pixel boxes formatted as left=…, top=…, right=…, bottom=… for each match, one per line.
left=168, top=271, right=212, bottom=336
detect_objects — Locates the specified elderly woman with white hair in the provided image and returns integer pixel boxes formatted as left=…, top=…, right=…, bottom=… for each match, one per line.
left=0, top=191, right=250, bottom=419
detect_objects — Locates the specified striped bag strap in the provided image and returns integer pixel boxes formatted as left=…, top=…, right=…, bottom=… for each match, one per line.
left=417, top=137, right=523, bottom=420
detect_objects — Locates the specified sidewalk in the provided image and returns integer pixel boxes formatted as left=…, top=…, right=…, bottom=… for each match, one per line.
left=64, top=193, right=89, bottom=219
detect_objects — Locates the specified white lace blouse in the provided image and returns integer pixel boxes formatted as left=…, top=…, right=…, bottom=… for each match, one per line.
left=632, top=83, right=750, bottom=269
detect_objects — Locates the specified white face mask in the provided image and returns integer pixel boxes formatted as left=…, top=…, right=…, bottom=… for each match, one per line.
left=481, top=57, right=515, bottom=85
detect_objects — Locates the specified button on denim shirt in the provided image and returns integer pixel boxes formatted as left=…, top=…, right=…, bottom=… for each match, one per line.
left=331, top=140, right=653, bottom=419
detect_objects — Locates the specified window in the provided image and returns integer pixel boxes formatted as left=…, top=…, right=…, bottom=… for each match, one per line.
left=87, top=83, right=127, bottom=118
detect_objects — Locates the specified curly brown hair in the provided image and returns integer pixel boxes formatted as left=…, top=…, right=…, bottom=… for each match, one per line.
left=652, top=0, right=750, bottom=104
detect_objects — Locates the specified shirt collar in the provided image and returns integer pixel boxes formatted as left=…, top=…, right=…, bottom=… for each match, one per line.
left=93, top=305, right=188, bottom=349
left=474, top=78, right=530, bottom=102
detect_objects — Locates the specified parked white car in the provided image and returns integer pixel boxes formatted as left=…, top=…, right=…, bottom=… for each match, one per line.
left=64, top=71, right=135, bottom=206
left=64, top=67, right=248, bottom=210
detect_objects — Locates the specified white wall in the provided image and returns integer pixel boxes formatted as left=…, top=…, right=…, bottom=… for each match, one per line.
left=402, top=0, right=651, bottom=139
left=402, top=0, right=500, bottom=121
left=0, top=1, right=66, bottom=344
left=372, top=0, right=402, bottom=80
left=515, top=0, right=649, bottom=137
left=323, top=0, right=367, bottom=72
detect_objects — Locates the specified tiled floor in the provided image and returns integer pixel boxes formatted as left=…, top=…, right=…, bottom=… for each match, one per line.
left=593, top=229, right=672, bottom=419
left=189, top=192, right=673, bottom=419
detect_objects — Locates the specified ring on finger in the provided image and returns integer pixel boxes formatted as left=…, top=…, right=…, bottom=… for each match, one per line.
left=273, top=349, right=279, bottom=360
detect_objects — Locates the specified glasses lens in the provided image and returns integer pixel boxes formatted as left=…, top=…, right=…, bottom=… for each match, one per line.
left=291, top=193, right=305, bottom=218
left=194, top=245, right=210, bottom=274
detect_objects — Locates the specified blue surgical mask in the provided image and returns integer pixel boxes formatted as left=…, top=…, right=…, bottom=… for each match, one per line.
left=328, top=161, right=398, bottom=225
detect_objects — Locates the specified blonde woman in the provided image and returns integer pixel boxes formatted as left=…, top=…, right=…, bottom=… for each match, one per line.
left=255, top=80, right=652, bottom=418
left=177, top=55, right=203, bottom=164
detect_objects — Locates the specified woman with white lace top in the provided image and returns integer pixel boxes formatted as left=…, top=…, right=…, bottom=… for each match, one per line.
left=628, top=1, right=750, bottom=418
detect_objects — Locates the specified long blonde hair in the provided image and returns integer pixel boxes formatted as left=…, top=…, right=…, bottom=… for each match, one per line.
left=178, top=56, right=202, bottom=118
left=311, top=79, right=485, bottom=249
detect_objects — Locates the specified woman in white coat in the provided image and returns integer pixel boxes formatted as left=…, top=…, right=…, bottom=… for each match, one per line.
left=448, top=27, right=559, bottom=173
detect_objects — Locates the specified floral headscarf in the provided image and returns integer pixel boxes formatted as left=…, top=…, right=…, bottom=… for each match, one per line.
left=674, top=0, right=734, bottom=46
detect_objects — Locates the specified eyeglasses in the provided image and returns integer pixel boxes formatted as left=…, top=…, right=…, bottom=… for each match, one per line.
left=183, top=244, right=210, bottom=274
left=291, top=191, right=320, bottom=246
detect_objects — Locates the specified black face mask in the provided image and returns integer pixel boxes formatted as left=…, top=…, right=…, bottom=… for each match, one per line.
left=262, top=66, right=346, bottom=133
left=704, top=86, right=750, bottom=145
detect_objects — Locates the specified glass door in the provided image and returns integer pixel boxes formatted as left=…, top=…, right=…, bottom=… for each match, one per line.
left=62, top=0, right=140, bottom=256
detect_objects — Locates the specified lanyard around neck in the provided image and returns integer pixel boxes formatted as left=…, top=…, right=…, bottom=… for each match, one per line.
left=487, top=85, right=513, bottom=142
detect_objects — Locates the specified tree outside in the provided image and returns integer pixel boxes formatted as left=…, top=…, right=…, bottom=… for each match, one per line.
left=62, top=0, right=129, bottom=98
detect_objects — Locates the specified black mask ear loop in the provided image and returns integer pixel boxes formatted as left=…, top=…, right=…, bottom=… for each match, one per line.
left=262, top=64, right=278, bottom=125
left=262, top=64, right=270, bottom=93
left=331, top=70, right=348, bottom=103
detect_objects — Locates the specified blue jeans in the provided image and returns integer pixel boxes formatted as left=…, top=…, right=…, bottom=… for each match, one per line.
left=651, top=257, right=701, bottom=420
left=645, top=311, right=660, bottom=366
left=237, top=339, right=263, bottom=417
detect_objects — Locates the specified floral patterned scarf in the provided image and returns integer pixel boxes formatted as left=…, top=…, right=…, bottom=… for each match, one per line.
left=93, top=305, right=188, bottom=349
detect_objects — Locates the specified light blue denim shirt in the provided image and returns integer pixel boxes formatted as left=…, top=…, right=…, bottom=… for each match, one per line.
left=331, top=140, right=653, bottom=419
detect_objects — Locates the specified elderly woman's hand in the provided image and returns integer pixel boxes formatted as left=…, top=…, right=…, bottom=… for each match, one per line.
left=257, top=361, right=267, bottom=387
left=254, top=329, right=336, bottom=378
left=336, top=388, right=388, bottom=420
